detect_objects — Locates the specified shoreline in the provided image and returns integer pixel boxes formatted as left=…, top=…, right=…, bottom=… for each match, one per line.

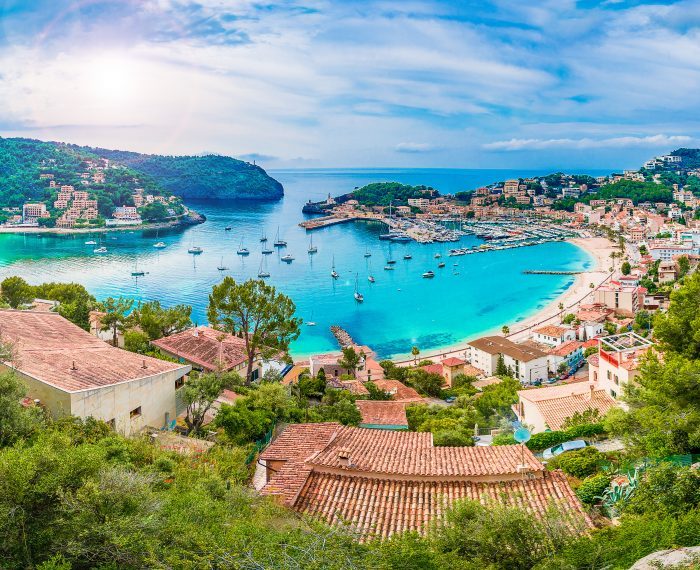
left=0, top=212, right=205, bottom=235
left=289, top=235, right=616, bottom=365
left=389, top=235, right=616, bottom=364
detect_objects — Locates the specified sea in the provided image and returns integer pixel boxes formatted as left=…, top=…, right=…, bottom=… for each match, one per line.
left=0, top=168, right=610, bottom=359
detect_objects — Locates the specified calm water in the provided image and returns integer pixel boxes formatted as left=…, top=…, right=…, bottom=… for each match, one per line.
left=0, top=168, right=607, bottom=359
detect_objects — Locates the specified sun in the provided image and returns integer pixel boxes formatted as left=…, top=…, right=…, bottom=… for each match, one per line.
left=86, top=54, right=137, bottom=107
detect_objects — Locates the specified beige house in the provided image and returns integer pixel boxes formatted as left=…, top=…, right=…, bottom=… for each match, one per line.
left=467, top=336, right=549, bottom=384
left=0, top=310, right=190, bottom=435
left=590, top=332, right=654, bottom=401
left=593, top=282, right=642, bottom=317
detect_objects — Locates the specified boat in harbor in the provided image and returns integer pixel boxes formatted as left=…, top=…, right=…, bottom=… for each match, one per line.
left=368, top=275, right=375, bottom=283
left=257, top=257, right=270, bottom=278
left=273, top=227, right=287, bottom=247
left=308, top=234, right=318, bottom=254
left=260, top=230, right=267, bottom=242
left=438, top=262, right=445, bottom=268
left=364, top=248, right=371, bottom=258
left=281, top=253, right=294, bottom=263
left=331, top=255, right=339, bottom=279
left=386, top=259, right=396, bottom=265
left=237, top=239, right=250, bottom=256
left=131, top=261, right=145, bottom=276
left=422, top=270, right=435, bottom=278
left=85, top=240, right=97, bottom=245
left=434, top=253, right=441, bottom=259
left=225, top=226, right=232, bottom=231
left=403, top=254, right=412, bottom=260
left=188, top=246, right=203, bottom=254
left=217, top=256, right=229, bottom=271
left=383, top=265, right=394, bottom=271
left=153, top=241, right=166, bottom=249
left=94, top=246, right=107, bottom=254
left=354, top=274, right=364, bottom=303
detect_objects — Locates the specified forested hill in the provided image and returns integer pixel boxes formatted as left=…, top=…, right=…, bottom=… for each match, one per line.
left=76, top=145, right=284, bottom=201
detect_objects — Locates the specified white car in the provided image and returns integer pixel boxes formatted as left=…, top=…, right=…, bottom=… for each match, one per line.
left=542, top=439, right=587, bottom=460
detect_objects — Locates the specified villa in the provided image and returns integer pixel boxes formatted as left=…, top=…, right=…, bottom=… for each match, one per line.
left=260, top=423, right=592, bottom=540
left=0, top=309, right=191, bottom=435
left=467, top=336, right=549, bottom=384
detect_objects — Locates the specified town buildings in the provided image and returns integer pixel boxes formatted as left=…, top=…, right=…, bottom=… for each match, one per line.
left=589, top=332, right=654, bottom=401
left=0, top=310, right=190, bottom=435
left=467, top=336, right=549, bottom=384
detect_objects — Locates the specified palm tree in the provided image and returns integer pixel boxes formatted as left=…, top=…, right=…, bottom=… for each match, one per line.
left=502, top=325, right=510, bottom=336
left=411, top=346, right=420, bottom=365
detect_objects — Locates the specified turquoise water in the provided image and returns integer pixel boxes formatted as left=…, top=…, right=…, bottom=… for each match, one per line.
left=0, top=168, right=603, bottom=359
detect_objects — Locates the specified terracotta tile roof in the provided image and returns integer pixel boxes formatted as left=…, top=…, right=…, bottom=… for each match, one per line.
left=441, top=357, right=465, bottom=367
left=340, top=379, right=370, bottom=395
left=260, top=422, right=339, bottom=462
left=294, top=470, right=591, bottom=540
left=419, top=363, right=444, bottom=375
left=151, top=326, right=251, bottom=371
left=463, top=363, right=486, bottom=377
left=472, top=376, right=502, bottom=391
left=548, top=341, right=583, bottom=357
left=587, top=354, right=600, bottom=367
left=519, top=383, right=617, bottom=431
left=534, top=325, right=568, bottom=337
left=372, top=379, right=422, bottom=402
left=468, top=336, right=547, bottom=362
left=0, top=310, right=189, bottom=393
left=356, top=401, right=409, bottom=427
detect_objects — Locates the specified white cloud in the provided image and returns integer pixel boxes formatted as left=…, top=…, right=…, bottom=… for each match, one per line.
left=395, top=142, right=438, bottom=153
left=483, top=134, right=694, bottom=151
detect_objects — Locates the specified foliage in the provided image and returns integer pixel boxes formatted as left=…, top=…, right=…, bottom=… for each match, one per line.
left=561, top=313, right=576, bottom=324
left=653, top=271, right=700, bottom=359
left=561, top=408, right=601, bottom=429
left=406, top=368, right=445, bottom=397
left=496, top=354, right=508, bottom=376
left=621, top=261, right=631, bottom=275
left=182, top=371, right=240, bottom=435
left=338, top=345, right=362, bottom=376
left=207, top=277, right=301, bottom=383
left=0, top=372, right=45, bottom=447
left=575, top=473, right=612, bottom=505
left=546, top=446, right=604, bottom=478
left=364, top=381, right=392, bottom=400
left=0, top=276, right=34, bottom=308
left=98, top=296, right=134, bottom=346
left=472, top=376, right=519, bottom=421
left=495, top=423, right=605, bottom=451
left=131, top=300, right=192, bottom=340
left=350, top=182, right=437, bottom=206
left=624, top=463, right=700, bottom=518
left=32, top=281, right=96, bottom=330
left=123, top=330, right=151, bottom=354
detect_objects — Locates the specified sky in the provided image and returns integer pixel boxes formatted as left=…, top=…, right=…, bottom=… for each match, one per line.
left=1, top=0, right=700, bottom=170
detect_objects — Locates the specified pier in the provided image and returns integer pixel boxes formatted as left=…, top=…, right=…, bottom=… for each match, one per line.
left=330, top=325, right=355, bottom=348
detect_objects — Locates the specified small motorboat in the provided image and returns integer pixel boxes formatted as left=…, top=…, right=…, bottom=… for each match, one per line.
left=383, top=265, right=394, bottom=271
left=188, top=246, right=203, bottom=254
left=224, top=226, right=232, bottom=231
left=85, top=240, right=97, bottom=245
left=281, top=254, right=294, bottom=262
left=368, top=275, right=375, bottom=283
left=153, top=241, right=166, bottom=249
left=306, top=321, right=317, bottom=326
left=403, top=254, right=412, bottom=260
left=438, top=262, right=446, bottom=268
left=434, top=253, right=442, bottom=259
left=94, top=247, right=108, bottom=254
left=422, top=271, right=435, bottom=278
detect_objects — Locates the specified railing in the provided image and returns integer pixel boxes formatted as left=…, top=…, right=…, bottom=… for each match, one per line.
left=245, top=425, right=276, bottom=465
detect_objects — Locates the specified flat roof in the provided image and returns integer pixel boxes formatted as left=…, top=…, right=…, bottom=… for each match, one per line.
left=468, top=335, right=548, bottom=362
left=0, top=310, right=189, bottom=393
left=599, top=332, right=654, bottom=353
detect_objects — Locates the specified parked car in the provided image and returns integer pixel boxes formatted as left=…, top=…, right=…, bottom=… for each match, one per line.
left=542, top=439, right=587, bottom=460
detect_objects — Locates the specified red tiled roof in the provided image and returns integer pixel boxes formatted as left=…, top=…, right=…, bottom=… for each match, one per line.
left=151, top=326, right=250, bottom=371
left=441, top=357, right=465, bottom=367
left=0, top=310, right=188, bottom=393
left=534, top=325, right=567, bottom=337
left=419, top=363, right=444, bottom=375
left=356, top=401, right=408, bottom=426
left=549, top=340, right=583, bottom=357
left=294, top=470, right=591, bottom=540
left=372, top=379, right=422, bottom=402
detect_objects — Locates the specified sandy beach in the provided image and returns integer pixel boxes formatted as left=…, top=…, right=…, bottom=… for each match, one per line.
left=391, top=235, right=617, bottom=365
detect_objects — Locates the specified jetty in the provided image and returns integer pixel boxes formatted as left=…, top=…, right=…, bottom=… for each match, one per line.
left=523, top=270, right=583, bottom=275
left=330, top=325, right=355, bottom=348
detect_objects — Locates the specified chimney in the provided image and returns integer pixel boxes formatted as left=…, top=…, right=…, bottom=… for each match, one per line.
left=337, top=448, right=352, bottom=468
left=71, top=361, right=77, bottom=370
left=142, top=359, right=147, bottom=369
left=588, top=380, right=595, bottom=400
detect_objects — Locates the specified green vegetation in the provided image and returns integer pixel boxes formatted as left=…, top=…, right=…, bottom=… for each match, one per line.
left=350, top=182, right=437, bottom=206
left=81, top=146, right=284, bottom=201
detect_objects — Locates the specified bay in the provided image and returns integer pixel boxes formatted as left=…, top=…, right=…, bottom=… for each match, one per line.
left=0, top=168, right=608, bottom=359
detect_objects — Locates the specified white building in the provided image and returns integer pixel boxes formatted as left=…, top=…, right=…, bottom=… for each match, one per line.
left=532, top=325, right=577, bottom=347
left=467, top=336, right=549, bottom=384
left=588, top=333, right=654, bottom=401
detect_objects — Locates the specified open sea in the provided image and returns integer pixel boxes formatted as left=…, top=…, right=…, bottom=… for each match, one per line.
left=0, top=168, right=609, bottom=359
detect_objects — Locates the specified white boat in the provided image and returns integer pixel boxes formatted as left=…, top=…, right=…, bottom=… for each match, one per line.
left=403, top=254, right=412, bottom=260
left=188, top=246, right=203, bottom=254
left=237, top=238, right=250, bottom=256
left=217, top=256, right=229, bottom=271
left=131, top=261, right=145, bottom=276
left=438, top=262, right=445, bottom=268
left=85, top=240, right=97, bottom=245
left=422, top=270, right=435, bottom=278
left=364, top=248, right=372, bottom=258
left=153, top=242, right=166, bottom=249
left=434, top=253, right=442, bottom=259
left=258, top=257, right=270, bottom=278
left=94, top=247, right=107, bottom=254
left=383, top=265, right=394, bottom=271
left=262, top=247, right=273, bottom=255
left=354, top=274, right=364, bottom=303
left=308, top=234, right=318, bottom=254
left=273, top=227, right=287, bottom=247
left=260, top=231, right=267, bottom=242
left=281, top=253, right=294, bottom=262
left=331, top=255, right=339, bottom=279
left=306, top=321, right=317, bottom=326
left=368, top=275, right=375, bottom=283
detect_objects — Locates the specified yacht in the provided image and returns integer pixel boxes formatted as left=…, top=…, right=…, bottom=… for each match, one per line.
left=434, top=253, right=442, bottom=259
left=308, top=234, right=318, bottom=254
left=236, top=239, right=250, bottom=256
left=188, top=246, right=203, bottom=255
left=281, top=253, right=294, bottom=262
left=364, top=248, right=372, bottom=258
left=386, top=259, right=396, bottom=265
left=438, top=262, right=446, bottom=268
left=354, top=275, right=364, bottom=303
left=94, top=247, right=108, bottom=254
left=422, top=270, right=435, bottom=278
left=257, top=258, right=270, bottom=278
left=383, top=265, right=394, bottom=271
left=273, top=227, right=287, bottom=247
left=262, top=247, right=273, bottom=255
left=403, top=254, right=412, bottom=260
left=225, top=226, right=232, bottom=231
left=331, top=256, right=339, bottom=279
left=85, top=240, right=97, bottom=246
left=217, top=257, right=229, bottom=271
left=260, top=231, right=268, bottom=242
left=153, top=241, right=166, bottom=249
left=368, top=275, right=375, bottom=283
left=131, top=261, right=145, bottom=277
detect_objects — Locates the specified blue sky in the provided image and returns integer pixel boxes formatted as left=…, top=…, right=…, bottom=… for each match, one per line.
left=1, top=0, right=699, bottom=169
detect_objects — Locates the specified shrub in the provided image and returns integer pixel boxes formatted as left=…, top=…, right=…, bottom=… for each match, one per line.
left=492, top=433, right=516, bottom=446
left=526, top=423, right=605, bottom=452
left=575, top=473, right=612, bottom=505
left=547, top=447, right=604, bottom=478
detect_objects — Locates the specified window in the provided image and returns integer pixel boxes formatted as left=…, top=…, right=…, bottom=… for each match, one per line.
left=130, top=406, right=142, bottom=419
left=610, top=389, right=617, bottom=399
left=175, top=377, right=185, bottom=389
left=251, top=368, right=260, bottom=382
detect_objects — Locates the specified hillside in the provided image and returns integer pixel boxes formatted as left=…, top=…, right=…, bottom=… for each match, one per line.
left=76, top=145, right=284, bottom=201
left=349, top=182, right=438, bottom=206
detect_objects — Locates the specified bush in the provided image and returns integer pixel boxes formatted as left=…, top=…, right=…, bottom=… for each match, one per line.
left=492, top=433, right=516, bottom=446
left=124, top=330, right=151, bottom=354
left=575, top=473, right=612, bottom=505
left=527, top=423, right=605, bottom=452
left=547, top=447, right=604, bottom=478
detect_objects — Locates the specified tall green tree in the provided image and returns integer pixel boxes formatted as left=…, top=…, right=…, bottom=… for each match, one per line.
left=0, top=372, right=44, bottom=447
left=207, top=278, right=300, bottom=384
left=411, top=346, right=420, bottom=365
left=98, top=296, right=134, bottom=346
left=338, top=346, right=361, bottom=376
left=132, top=300, right=192, bottom=340
left=653, top=271, right=700, bottom=359
left=182, top=371, right=239, bottom=435
left=32, top=282, right=96, bottom=330
left=0, top=276, right=33, bottom=308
